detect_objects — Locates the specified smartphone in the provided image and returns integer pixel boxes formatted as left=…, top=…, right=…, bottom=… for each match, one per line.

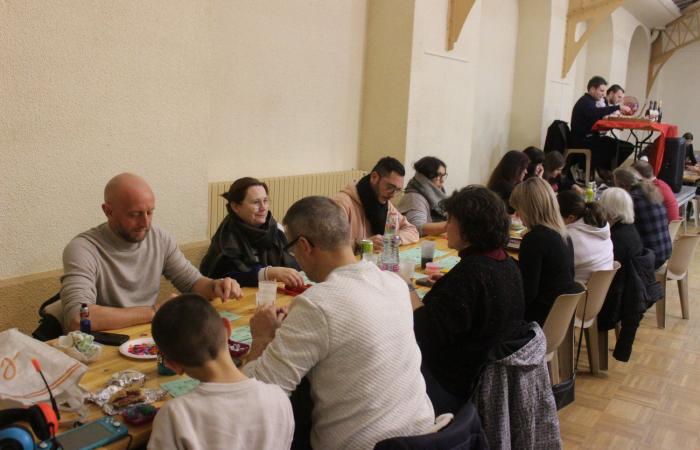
left=415, top=278, right=435, bottom=288
left=91, top=331, right=129, bottom=346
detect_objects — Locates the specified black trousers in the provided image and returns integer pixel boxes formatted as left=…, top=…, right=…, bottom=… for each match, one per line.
left=580, top=135, right=634, bottom=171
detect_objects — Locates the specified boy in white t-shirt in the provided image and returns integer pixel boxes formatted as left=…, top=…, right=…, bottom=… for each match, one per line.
left=148, top=294, right=294, bottom=450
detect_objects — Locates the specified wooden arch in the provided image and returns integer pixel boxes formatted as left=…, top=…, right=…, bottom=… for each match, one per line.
left=562, top=0, right=625, bottom=78
left=647, top=5, right=700, bottom=95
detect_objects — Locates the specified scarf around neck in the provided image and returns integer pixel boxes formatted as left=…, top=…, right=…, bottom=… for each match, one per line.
left=200, top=211, right=296, bottom=276
left=405, top=173, right=447, bottom=221
left=356, top=174, right=388, bottom=236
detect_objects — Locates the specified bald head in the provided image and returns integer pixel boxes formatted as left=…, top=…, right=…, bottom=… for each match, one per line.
left=102, top=173, right=156, bottom=243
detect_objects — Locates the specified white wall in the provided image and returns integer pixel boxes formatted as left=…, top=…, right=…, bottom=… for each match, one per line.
left=208, top=1, right=367, bottom=181
left=626, top=26, right=651, bottom=102
left=403, top=0, right=480, bottom=192
left=651, top=39, right=700, bottom=135
left=1, top=1, right=368, bottom=280
left=469, top=0, right=519, bottom=184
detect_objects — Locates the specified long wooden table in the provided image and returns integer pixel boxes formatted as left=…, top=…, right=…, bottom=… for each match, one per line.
left=51, top=238, right=455, bottom=449
left=48, top=236, right=574, bottom=449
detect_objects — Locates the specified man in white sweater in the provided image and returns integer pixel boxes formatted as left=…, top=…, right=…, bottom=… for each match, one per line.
left=243, top=196, right=435, bottom=449
left=60, top=173, right=243, bottom=331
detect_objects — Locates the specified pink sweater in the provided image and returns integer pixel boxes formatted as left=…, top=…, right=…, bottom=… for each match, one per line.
left=334, top=184, right=419, bottom=245
left=653, top=178, right=681, bottom=222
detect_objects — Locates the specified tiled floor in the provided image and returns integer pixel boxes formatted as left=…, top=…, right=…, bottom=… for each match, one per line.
left=559, top=227, right=700, bottom=449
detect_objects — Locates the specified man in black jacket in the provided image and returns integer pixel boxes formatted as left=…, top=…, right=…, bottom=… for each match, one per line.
left=571, top=76, right=632, bottom=174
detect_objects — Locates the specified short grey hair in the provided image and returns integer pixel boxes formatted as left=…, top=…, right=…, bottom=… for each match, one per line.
left=599, top=187, right=635, bottom=225
left=283, top=196, right=352, bottom=250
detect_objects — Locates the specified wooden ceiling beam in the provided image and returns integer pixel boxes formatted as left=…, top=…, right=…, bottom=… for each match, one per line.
left=647, top=7, right=700, bottom=95
left=562, top=0, right=625, bottom=78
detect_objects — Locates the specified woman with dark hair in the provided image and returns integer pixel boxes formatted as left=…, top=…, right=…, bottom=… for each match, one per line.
left=557, top=191, right=614, bottom=284
left=613, top=166, right=671, bottom=269
left=523, top=146, right=545, bottom=179
left=510, top=177, right=579, bottom=326
left=396, top=156, right=448, bottom=236
left=200, top=177, right=301, bottom=287
left=407, top=186, right=529, bottom=413
left=487, top=150, right=530, bottom=213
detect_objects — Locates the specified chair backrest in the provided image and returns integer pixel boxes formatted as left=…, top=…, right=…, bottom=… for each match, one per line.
left=576, top=261, right=621, bottom=324
left=373, top=401, right=488, bottom=450
left=668, top=219, right=684, bottom=241
left=542, top=287, right=586, bottom=356
left=668, top=234, right=700, bottom=277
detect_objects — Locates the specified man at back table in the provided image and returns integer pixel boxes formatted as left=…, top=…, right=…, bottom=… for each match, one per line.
left=335, top=156, right=419, bottom=251
left=60, top=173, right=243, bottom=331
left=571, top=76, right=632, bottom=175
left=243, top=196, right=435, bottom=449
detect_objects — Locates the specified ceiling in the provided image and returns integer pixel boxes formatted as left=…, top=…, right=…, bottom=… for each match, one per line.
left=623, top=0, right=682, bottom=28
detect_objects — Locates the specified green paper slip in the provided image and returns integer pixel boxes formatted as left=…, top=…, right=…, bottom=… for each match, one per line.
left=219, top=311, right=241, bottom=322
left=399, top=247, right=448, bottom=266
left=231, top=326, right=253, bottom=345
left=161, top=377, right=200, bottom=397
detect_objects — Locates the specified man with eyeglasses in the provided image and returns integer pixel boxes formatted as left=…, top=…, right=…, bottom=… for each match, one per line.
left=335, top=156, right=419, bottom=251
left=243, top=196, right=435, bottom=449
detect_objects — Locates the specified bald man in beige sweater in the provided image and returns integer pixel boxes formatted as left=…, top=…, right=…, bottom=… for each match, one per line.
left=60, top=173, right=243, bottom=331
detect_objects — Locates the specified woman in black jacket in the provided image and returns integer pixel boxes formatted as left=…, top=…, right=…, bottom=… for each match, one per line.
left=200, top=177, right=301, bottom=287
left=510, top=177, right=580, bottom=326
left=408, top=186, right=529, bottom=414
left=598, top=187, right=662, bottom=361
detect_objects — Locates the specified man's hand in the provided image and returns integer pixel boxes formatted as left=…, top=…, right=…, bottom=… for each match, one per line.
left=249, top=305, right=285, bottom=342
left=620, top=105, right=632, bottom=115
left=214, top=277, right=243, bottom=301
left=267, top=267, right=304, bottom=288
left=369, top=235, right=384, bottom=251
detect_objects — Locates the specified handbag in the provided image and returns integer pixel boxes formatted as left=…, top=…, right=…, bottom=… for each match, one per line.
left=552, top=289, right=588, bottom=410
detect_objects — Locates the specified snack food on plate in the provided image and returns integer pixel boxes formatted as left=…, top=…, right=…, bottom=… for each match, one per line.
left=109, top=388, right=146, bottom=409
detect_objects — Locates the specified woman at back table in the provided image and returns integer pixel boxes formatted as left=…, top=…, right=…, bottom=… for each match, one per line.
left=200, top=177, right=301, bottom=287
left=510, top=177, right=579, bottom=326
left=396, top=156, right=448, bottom=236
left=487, top=150, right=530, bottom=214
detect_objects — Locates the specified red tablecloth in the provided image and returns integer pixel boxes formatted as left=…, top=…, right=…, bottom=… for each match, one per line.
left=592, top=119, right=679, bottom=174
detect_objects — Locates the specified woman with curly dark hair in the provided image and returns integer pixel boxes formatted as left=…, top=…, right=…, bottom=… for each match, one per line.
left=408, top=185, right=529, bottom=414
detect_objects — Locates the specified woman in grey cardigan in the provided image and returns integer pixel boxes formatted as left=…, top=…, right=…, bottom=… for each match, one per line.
left=397, top=157, right=448, bottom=236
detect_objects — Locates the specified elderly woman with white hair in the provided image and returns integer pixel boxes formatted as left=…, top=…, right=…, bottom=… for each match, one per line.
left=597, top=187, right=663, bottom=362
left=613, top=166, right=671, bottom=269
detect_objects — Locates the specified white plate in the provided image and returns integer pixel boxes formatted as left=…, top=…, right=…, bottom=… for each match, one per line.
left=119, top=337, right=157, bottom=360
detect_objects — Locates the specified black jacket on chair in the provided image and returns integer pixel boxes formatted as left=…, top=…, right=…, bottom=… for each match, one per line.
left=598, top=223, right=663, bottom=361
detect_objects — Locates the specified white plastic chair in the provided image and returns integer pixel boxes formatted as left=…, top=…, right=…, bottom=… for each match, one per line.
left=574, top=262, right=621, bottom=375
left=543, top=288, right=586, bottom=384
left=655, top=234, right=700, bottom=328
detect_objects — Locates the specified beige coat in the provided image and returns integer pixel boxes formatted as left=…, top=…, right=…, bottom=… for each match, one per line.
left=334, top=183, right=419, bottom=245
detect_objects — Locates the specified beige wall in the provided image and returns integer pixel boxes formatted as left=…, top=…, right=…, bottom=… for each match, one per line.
left=209, top=1, right=367, bottom=180
left=1, top=1, right=368, bottom=283
left=1, top=2, right=211, bottom=280
left=357, top=0, right=414, bottom=171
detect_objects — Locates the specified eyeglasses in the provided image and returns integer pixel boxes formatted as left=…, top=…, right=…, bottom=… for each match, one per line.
left=283, top=235, right=314, bottom=256
left=435, top=173, right=448, bottom=181
left=380, top=179, right=404, bottom=194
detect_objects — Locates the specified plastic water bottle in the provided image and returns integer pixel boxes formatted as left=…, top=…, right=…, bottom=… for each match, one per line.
left=384, top=211, right=398, bottom=236
left=380, top=235, right=401, bottom=272
left=585, top=182, right=595, bottom=203
left=79, top=303, right=91, bottom=334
